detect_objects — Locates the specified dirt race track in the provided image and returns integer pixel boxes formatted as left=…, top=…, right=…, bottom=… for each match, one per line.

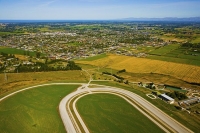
left=0, top=83, right=193, bottom=133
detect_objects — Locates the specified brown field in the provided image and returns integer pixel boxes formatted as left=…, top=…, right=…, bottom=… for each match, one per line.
left=76, top=54, right=200, bottom=84
left=0, top=71, right=87, bottom=97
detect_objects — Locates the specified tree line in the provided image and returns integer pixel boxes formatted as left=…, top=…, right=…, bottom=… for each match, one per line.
left=15, top=61, right=81, bottom=73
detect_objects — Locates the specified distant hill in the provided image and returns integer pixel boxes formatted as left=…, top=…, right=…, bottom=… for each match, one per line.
left=123, top=17, right=200, bottom=22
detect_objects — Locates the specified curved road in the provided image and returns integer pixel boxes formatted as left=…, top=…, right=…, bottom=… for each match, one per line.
left=60, top=84, right=193, bottom=133
left=0, top=83, right=193, bottom=133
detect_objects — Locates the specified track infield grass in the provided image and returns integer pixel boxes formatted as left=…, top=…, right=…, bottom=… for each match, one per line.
left=77, top=93, right=165, bottom=133
left=89, top=81, right=200, bottom=132
left=0, top=85, right=79, bottom=133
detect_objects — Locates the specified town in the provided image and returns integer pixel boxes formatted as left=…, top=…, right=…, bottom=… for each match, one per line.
left=1, top=21, right=199, bottom=73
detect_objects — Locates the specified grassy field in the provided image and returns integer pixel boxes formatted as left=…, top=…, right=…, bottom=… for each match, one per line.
left=90, top=81, right=200, bottom=132
left=149, top=44, right=180, bottom=55
left=191, top=37, right=200, bottom=43
left=147, top=55, right=200, bottom=66
left=0, top=71, right=87, bottom=97
left=0, top=47, right=36, bottom=56
left=0, top=84, right=79, bottom=133
left=76, top=54, right=200, bottom=84
left=148, top=44, right=200, bottom=66
left=77, top=93, right=164, bottom=133
left=160, top=35, right=187, bottom=42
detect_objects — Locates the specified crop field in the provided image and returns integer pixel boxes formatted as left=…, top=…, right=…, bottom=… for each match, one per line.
left=0, top=84, right=79, bottom=133
left=148, top=44, right=200, bottom=66
left=149, top=44, right=181, bottom=55
left=76, top=54, right=200, bottom=84
left=160, top=35, right=187, bottom=42
left=0, top=47, right=36, bottom=56
left=77, top=93, right=164, bottom=133
left=0, top=71, right=86, bottom=97
left=147, top=55, right=200, bottom=66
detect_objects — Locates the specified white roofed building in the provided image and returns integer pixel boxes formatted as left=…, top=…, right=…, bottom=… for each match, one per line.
left=158, top=94, right=175, bottom=104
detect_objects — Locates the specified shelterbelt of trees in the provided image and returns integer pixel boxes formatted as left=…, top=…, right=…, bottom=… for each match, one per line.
left=15, top=61, right=81, bottom=73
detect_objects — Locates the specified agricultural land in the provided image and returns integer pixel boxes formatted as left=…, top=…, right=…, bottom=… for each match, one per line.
left=0, top=21, right=200, bottom=133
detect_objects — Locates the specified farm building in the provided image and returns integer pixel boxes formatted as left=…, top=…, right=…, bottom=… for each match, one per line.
left=158, top=94, right=174, bottom=104
left=178, top=97, right=200, bottom=106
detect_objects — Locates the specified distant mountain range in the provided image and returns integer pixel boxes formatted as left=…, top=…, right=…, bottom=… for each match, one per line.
left=123, top=17, right=200, bottom=22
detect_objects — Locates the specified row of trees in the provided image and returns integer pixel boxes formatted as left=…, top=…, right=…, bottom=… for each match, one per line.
left=102, top=71, right=124, bottom=80
left=15, top=61, right=81, bottom=73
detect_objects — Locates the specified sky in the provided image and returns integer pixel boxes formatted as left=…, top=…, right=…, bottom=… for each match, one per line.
left=0, top=0, right=200, bottom=20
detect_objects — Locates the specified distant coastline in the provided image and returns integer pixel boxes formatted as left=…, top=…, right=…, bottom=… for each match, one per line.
left=0, top=17, right=200, bottom=23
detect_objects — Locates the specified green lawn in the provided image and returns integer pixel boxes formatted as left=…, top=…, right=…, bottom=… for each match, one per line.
left=0, top=84, right=79, bottom=133
left=0, top=47, right=36, bottom=56
left=77, top=93, right=164, bottom=133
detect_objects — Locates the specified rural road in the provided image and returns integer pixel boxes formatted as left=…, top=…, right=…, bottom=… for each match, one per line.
left=0, top=82, right=193, bottom=133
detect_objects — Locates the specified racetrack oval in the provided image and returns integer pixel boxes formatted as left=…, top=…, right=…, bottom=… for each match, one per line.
left=60, top=85, right=193, bottom=133
left=0, top=83, right=193, bottom=133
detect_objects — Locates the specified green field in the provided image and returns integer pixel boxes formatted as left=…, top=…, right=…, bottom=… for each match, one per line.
left=90, top=81, right=200, bottom=132
left=147, top=55, right=200, bottom=66
left=77, top=93, right=164, bottom=133
left=149, top=44, right=180, bottom=55
left=0, top=84, right=79, bottom=133
left=148, top=44, right=200, bottom=66
left=191, top=37, right=200, bottom=44
left=0, top=47, right=36, bottom=56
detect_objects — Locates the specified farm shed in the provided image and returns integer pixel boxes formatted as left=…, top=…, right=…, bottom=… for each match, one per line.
left=178, top=97, right=200, bottom=106
left=158, top=94, right=174, bottom=104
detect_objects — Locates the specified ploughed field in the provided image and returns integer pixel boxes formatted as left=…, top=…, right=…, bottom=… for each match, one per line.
left=76, top=54, right=200, bottom=84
